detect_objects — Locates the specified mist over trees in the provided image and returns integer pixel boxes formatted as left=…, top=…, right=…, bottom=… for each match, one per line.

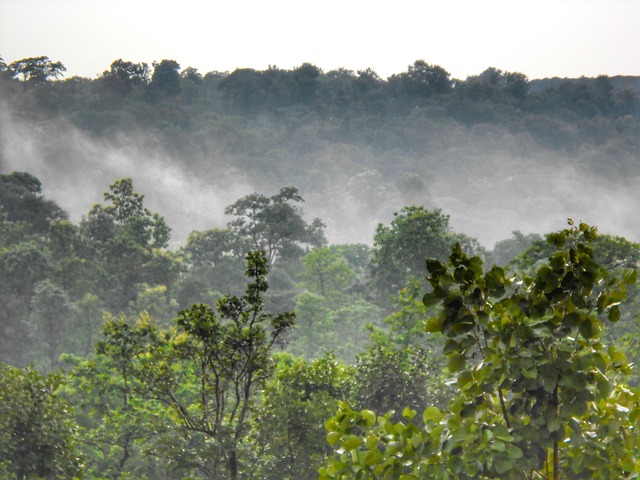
left=1, top=54, right=639, bottom=245
left=1, top=55, right=640, bottom=478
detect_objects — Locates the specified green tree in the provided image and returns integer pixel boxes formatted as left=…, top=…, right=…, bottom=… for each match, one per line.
left=293, top=62, right=322, bottom=104
left=126, top=251, right=294, bottom=479
left=100, top=58, right=150, bottom=95
left=492, top=230, right=543, bottom=266
left=0, top=363, right=81, bottom=479
left=61, top=314, right=168, bottom=479
left=149, top=59, right=181, bottom=99
left=177, top=227, right=250, bottom=306
left=371, top=207, right=453, bottom=300
left=251, top=352, right=355, bottom=480
left=0, top=171, right=66, bottom=235
left=225, top=186, right=325, bottom=265
left=393, top=60, right=452, bottom=98
left=7, top=56, right=66, bottom=84
left=81, top=178, right=176, bottom=311
left=320, top=221, right=640, bottom=479
left=28, top=279, right=74, bottom=371
left=300, top=247, right=356, bottom=297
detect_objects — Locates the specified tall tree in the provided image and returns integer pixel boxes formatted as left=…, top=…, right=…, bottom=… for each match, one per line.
left=7, top=56, right=66, bottom=84
left=370, top=206, right=453, bottom=299
left=225, top=187, right=325, bottom=266
left=125, top=251, right=294, bottom=479
left=81, top=178, right=175, bottom=311
left=0, top=363, right=81, bottom=479
left=321, top=221, right=640, bottom=479
left=149, top=59, right=181, bottom=98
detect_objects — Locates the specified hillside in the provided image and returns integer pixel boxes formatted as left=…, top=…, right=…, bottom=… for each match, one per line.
left=1, top=57, right=639, bottom=246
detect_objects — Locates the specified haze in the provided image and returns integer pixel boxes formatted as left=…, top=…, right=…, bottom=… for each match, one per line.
left=1, top=0, right=639, bottom=81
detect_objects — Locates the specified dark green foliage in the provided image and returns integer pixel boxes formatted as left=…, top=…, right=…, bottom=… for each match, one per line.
left=321, top=221, right=640, bottom=479
left=0, top=363, right=81, bottom=479
left=129, top=251, right=294, bottom=479
left=7, top=56, right=66, bottom=84
left=371, top=207, right=454, bottom=300
left=252, top=352, right=355, bottom=480
left=0, top=171, right=66, bottom=234
left=80, top=178, right=178, bottom=311
left=225, top=186, right=326, bottom=265
left=149, top=59, right=181, bottom=99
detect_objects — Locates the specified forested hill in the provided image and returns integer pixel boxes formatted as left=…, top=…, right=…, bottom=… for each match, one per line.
left=1, top=56, right=639, bottom=246
left=1, top=56, right=640, bottom=479
left=529, top=74, right=640, bottom=94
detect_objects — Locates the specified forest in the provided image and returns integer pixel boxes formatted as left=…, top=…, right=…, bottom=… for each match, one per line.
left=0, top=55, right=639, bottom=479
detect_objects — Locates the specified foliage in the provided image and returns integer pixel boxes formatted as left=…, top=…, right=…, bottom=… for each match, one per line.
left=28, top=279, right=74, bottom=371
left=80, top=178, right=178, bottom=311
left=7, top=56, right=66, bottom=84
left=0, top=363, right=81, bottom=479
left=300, top=247, right=357, bottom=297
left=61, top=315, right=170, bottom=479
left=321, top=221, right=640, bottom=479
left=126, top=251, right=295, bottom=479
left=225, top=186, right=326, bottom=265
left=0, top=171, right=67, bottom=234
left=251, top=352, right=355, bottom=480
left=371, top=207, right=454, bottom=300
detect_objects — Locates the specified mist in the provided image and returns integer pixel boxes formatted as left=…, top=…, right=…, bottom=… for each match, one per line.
left=0, top=100, right=255, bottom=248
left=1, top=96, right=639, bottom=250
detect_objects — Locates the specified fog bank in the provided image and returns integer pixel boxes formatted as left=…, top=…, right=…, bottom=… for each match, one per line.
left=1, top=101, right=639, bottom=249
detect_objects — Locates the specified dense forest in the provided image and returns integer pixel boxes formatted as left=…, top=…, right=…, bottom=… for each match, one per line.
left=0, top=55, right=639, bottom=478
left=1, top=55, right=640, bottom=245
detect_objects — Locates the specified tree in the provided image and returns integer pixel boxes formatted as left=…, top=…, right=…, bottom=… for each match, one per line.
left=80, top=178, right=175, bottom=311
left=149, top=59, right=181, bottom=98
left=0, top=363, right=81, bottom=479
left=28, top=280, right=74, bottom=371
left=320, top=221, right=640, bottom=479
left=100, top=59, right=150, bottom=95
left=7, top=56, right=66, bottom=84
left=370, top=207, right=454, bottom=300
left=61, top=314, right=169, bottom=479
left=492, top=230, right=543, bottom=266
left=396, top=60, right=452, bottom=98
left=300, top=247, right=356, bottom=297
left=177, top=227, right=250, bottom=305
left=293, top=62, right=322, bottom=104
left=124, top=251, right=295, bottom=479
left=251, top=352, right=355, bottom=480
left=225, top=187, right=325, bottom=266
left=0, top=171, right=66, bottom=234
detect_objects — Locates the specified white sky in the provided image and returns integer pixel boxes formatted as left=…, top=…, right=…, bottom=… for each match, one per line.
left=1, top=0, right=639, bottom=80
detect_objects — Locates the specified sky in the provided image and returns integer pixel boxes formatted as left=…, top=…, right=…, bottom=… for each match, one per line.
left=1, top=0, right=639, bottom=81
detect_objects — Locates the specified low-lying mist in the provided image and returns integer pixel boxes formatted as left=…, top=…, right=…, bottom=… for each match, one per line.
left=1, top=100, right=638, bottom=249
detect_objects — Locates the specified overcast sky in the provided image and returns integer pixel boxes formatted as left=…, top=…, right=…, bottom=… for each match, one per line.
left=1, top=0, right=639, bottom=81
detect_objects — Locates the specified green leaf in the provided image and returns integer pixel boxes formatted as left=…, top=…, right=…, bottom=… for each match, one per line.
left=521, top=366, right=538, bottom=380
left=426, top=259, right=446, bottom=275
left=490, top=441, right=506, bottom=452
left=425, top=316, right=443, bottom=333
left=506, top=444, right=523, bottom=459
left=579, top=317, right=602, bottom=339
left=327, top=431, right=342, bottom=445
left=623, top=268, right=637, bottom=285
left=457, top=370, right=475, bottom=391
left=342, top=434, right=363, bottom=450
left=364, top=449, right=383, bottom=466
left=361, top=409, right=376, bottom=426
left=423, top=406, right=445, bottom=424
left=402, top=407, right=416, bottom=420
left=495, top=458, right=514, bottom=474
left=447, top=352, right=465, bottom=372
